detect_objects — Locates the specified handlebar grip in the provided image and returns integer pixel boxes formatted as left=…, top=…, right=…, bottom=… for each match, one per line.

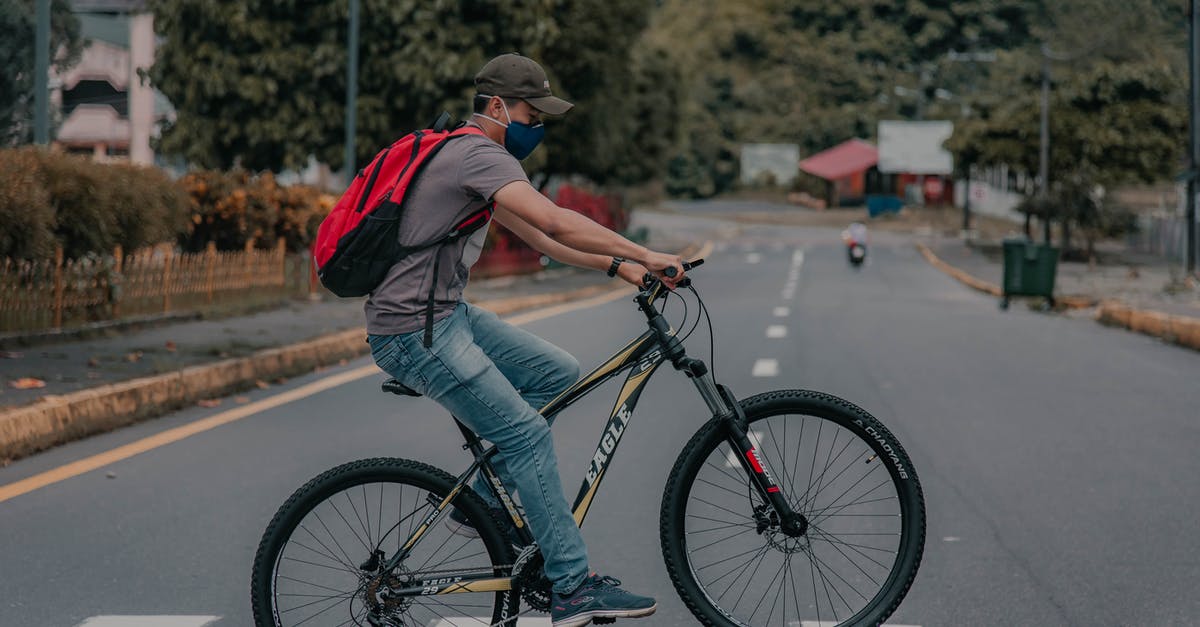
left=664, top=266, right=678, bottom=278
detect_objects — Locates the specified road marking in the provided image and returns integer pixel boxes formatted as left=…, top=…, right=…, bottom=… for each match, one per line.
left=0, top=365, right=377, bottom=504
left=746, top=252, right=762, bottom=264
left=766, top=325, right=787, bottom=338
left=773, top=306, right=789, bottom=317
left=793, top=249, right=805, bottom=266
left=0, top=239, right=716, bottom=505
left=751, top=359, right=779, bottom=377
left=429, top=614, right=549, bottom=619
left=76, top=617, right=220, bottom=627
left=796, top=623, right=920, bottom=627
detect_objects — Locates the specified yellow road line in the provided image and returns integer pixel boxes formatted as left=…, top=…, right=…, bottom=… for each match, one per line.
left=0, top=243, right=712, bottom=504
left=0, top=365, right=378, bottom=504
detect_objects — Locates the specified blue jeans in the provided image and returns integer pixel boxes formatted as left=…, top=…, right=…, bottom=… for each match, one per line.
left=367, top=302, right=588, bottom=593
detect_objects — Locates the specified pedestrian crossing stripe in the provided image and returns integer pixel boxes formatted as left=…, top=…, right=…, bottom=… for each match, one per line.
left=76, top=618, right=220, bottom=627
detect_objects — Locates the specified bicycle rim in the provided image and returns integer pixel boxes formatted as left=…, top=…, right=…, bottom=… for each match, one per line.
left=254, top=458, right=514, bottom=627
left=663, top=391, right=924, bottom=626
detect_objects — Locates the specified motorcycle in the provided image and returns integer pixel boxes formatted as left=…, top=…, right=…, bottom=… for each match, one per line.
left=842, top=222, right=868, bottom=267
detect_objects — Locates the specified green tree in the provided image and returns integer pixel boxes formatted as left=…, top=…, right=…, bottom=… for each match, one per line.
left=648, top=0, right=1050, bottom=197
left=947, top=0, right=1186, bottom=254
left=149, top=0, right=559, bottom=172
left=0, top=0, right=84, bottom=145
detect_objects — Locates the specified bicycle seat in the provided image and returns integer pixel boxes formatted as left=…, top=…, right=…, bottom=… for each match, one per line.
left=382, top=378, right=422, bottom=397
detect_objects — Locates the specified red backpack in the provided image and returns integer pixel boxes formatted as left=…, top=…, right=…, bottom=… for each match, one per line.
left=313, top=120, right=494, bottom=340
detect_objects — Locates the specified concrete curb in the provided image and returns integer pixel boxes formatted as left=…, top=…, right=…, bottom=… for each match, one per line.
left=916, top=243, right=1200, bottom=352
left=0, top=242, right=702, bottom=462
left=1096, top=300, right=1200, bottom=351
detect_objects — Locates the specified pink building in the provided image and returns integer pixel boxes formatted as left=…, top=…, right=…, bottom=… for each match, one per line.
left=53, top=1, right=166, bottom=164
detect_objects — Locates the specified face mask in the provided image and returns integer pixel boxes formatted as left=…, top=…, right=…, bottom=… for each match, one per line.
left=473, top=97, right=545, bottom=160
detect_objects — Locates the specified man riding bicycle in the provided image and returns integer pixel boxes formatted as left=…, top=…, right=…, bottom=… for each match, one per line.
left=365, top=53, right=685, bottom=627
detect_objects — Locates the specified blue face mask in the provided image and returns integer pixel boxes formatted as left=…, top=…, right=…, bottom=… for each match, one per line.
left=473, top=98, right=545, bottom=160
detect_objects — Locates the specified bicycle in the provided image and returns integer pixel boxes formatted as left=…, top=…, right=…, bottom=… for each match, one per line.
left=251, top=259, right=926, bottom=626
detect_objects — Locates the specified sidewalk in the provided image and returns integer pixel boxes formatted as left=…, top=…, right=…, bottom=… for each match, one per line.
left=0, top=211, right=713, bottom=460
left=921, top=234, right=1200, bottom=349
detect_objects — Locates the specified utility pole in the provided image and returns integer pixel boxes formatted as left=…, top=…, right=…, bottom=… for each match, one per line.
left=1189, top=0, right=1198, bottom=275
left=344, top=0, right=360, bottom=187
left=34, top=0, right=50, bottom=145
left=1039, top=44, right=1051, bottom=245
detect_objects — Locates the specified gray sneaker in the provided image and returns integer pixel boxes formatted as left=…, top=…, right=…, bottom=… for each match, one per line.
left=550, top=574, right=657, bottom=627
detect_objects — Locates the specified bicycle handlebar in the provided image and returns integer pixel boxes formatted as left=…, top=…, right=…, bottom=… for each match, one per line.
left=642, top=258, right=705, bottom=293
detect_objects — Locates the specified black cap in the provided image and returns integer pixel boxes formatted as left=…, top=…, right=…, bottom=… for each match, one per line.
left=474, top=53, right=573, bottom=115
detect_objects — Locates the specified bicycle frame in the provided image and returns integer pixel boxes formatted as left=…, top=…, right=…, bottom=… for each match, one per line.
left=379, top=278, right=802, bottom=598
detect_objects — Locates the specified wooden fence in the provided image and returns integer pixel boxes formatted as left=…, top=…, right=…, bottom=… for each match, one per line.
left=0, top=239, right=314, bottom=335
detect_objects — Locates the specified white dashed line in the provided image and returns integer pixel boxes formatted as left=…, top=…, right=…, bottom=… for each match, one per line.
left=746, top=252, right=762, bottom=264
left=77, top=618, right=221, bottom=627
left=751, top=359, right=779, bottom=377
left=766, top=325, right=787, bottom=338
left=773, top=306, right=789, bottom=317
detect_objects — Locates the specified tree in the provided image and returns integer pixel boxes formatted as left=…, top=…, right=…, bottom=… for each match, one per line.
left=647, top=0, right=1051, bottom=197
left=0, top=0, right=84, bottom=146
left=946, top=0, right=1187, bottom=254
left=149, top=0, right=559, bottom=172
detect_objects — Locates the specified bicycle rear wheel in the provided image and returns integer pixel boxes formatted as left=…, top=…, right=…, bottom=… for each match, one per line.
left=251, top=457, right=519, bottom=626
left=661, top=390, right=925, bottom=626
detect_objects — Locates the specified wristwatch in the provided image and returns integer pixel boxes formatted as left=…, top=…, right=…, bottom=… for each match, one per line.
left=607, top=257, right=625, bottom=277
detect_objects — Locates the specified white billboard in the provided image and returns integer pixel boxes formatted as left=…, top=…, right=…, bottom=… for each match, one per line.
left=740, top=143, right=801, bottom=186
left=877, top=120, right=954, bottom=175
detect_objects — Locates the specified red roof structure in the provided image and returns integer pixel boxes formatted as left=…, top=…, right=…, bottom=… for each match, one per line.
left=798, top=139, right=878, bottom=181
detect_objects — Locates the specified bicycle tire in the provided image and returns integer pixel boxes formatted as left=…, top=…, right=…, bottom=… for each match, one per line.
left=660, top=390, right=925, bottom=626
left=251, top=457, right=519, bottom=626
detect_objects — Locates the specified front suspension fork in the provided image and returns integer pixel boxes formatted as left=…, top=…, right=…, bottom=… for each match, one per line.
left=715, top=384, right=808, bottom=537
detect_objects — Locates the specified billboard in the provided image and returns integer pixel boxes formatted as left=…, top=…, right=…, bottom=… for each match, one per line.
left=740, top=143, right=801, bottom=186
left=877, top=120, right=954, bottom=175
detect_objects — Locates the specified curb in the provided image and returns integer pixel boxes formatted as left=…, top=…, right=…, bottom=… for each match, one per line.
left=0, top=242, right=702, bottom=462
left=916, top=243, right=1200, bottom=352
left=1096, top=300, right=1200, bottom=351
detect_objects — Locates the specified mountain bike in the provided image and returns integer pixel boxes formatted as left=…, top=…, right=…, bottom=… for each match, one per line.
left=251, top=259, right=926, bottom=626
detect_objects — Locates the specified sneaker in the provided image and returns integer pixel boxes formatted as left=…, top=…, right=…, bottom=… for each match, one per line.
left=446, top=505, right=524, bottom=546
left=550, top=574, right=657, bottom=627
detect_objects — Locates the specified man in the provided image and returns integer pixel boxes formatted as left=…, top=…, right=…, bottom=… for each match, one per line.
left=365, top=53, right=684, bottom=627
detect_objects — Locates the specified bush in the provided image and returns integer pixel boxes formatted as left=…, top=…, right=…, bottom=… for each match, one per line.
left=0, top=148, right=57, bottom=259
left=0, top=148, right=186, bottom=260
left=177, top=169, right=334, bottom=253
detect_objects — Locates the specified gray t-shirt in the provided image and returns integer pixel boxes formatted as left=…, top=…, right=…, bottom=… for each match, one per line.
left=364, top=132, right=528, bottom=335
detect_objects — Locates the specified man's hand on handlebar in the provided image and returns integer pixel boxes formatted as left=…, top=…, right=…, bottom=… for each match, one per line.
left=641, top=251, right=686, bottom=289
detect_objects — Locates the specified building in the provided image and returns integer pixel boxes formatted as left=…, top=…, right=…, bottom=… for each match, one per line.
left=53, top=1, right=167, bottom=164
left=877, top=120, right=955, bottom=207
left=797, top=139, right=879, bottom=207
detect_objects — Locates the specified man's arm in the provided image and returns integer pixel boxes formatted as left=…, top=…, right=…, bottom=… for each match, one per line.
left=492, top=180, right=685, bottom=283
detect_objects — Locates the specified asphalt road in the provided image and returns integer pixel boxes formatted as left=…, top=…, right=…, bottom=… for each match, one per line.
left=3, top=209, right=1199, bottom=627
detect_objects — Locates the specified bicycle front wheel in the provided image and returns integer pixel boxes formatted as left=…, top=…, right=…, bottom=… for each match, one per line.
left=661, top=390, right=925, bottom=626
left=251, top=457, right=519, bottom=627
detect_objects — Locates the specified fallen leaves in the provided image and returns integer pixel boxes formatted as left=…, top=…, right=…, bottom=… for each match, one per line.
left=125, top=351, right=144, bottom=363
left=0, top=351, right=23, bottom=359
left=9, top=378, right=46, bottom=389
left=165, top=341, right=177, bottom=353
left=197, top=398, right=222, bottom=408
left=255, top=380, right=270, bottom=389
left=234, top=396, right=250, bottom=404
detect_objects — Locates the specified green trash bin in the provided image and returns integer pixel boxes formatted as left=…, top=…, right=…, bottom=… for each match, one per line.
left=1000, top=238, right=1058, bottom=310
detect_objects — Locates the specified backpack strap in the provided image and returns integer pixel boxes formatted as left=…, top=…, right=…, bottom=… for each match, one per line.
left=421, top=201, right=496, bottom=347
